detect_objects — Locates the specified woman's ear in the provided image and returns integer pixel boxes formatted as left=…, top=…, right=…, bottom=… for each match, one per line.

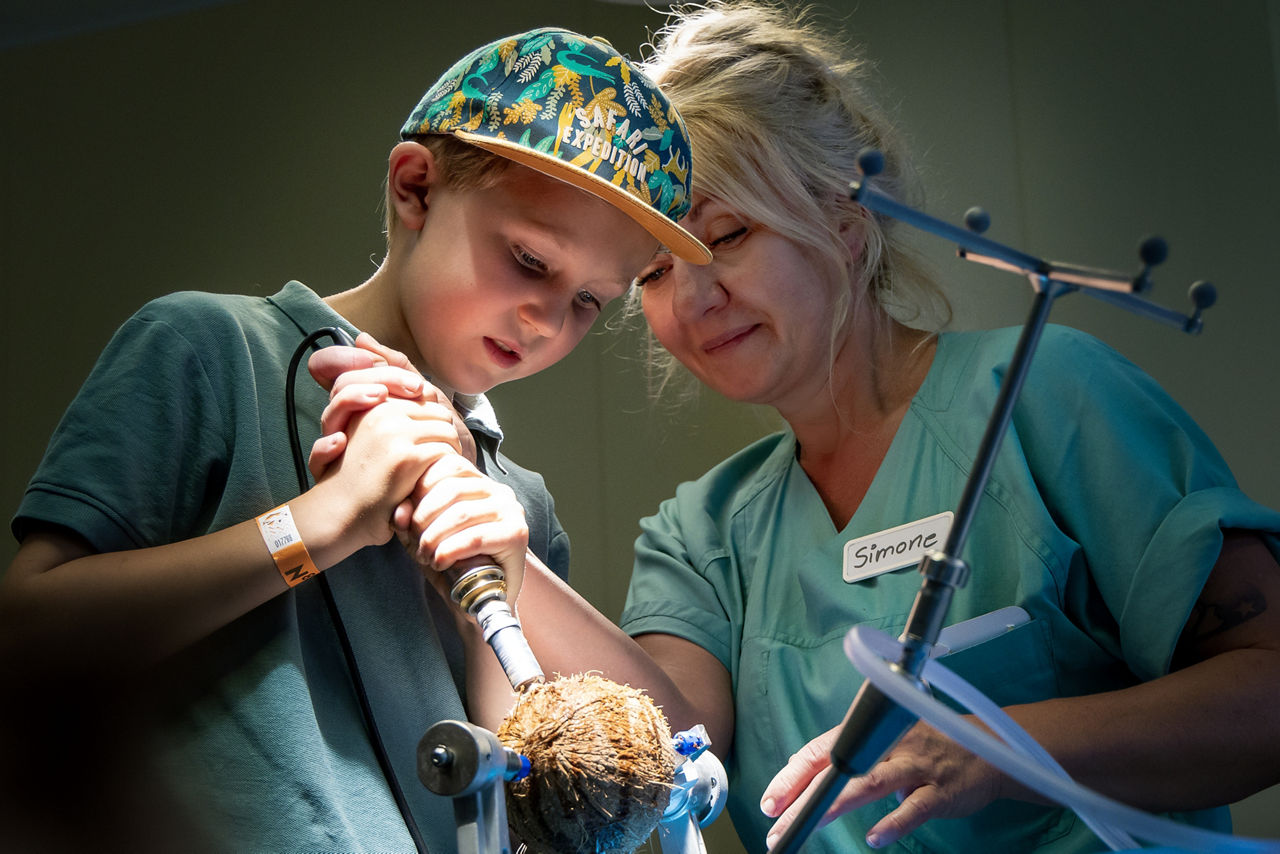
left=838, top=209, right=868, bottom=265
left=387, top=141, right=439, bottom=233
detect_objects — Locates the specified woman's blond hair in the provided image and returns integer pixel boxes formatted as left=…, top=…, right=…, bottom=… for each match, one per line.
left=632, top=0, right=951, bottom=398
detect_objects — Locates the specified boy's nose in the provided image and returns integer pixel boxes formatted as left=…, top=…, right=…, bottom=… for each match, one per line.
left=518, top=295, right=568, bottom=339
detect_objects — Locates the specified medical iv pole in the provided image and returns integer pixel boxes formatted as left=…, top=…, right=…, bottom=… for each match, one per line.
left=771, top=149, right=1217, bottom=854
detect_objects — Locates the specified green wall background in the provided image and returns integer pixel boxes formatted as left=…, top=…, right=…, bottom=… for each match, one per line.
left=3, top=1, right=1278, bottom=850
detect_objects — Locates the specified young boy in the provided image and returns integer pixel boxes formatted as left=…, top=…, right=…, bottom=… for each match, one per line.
left=1, top=27, right=708, bottom=853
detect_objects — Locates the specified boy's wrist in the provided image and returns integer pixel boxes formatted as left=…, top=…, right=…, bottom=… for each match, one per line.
left=255, top=504, right=320, bottom=587
left=286, top=488, right=370, bottom=572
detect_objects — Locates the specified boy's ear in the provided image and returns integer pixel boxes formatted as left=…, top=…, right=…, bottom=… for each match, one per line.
left=387, top=141, right=440, bottom=232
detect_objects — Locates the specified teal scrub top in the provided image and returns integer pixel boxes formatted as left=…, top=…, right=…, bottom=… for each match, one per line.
left=621, top=325, right=1280, bottom=854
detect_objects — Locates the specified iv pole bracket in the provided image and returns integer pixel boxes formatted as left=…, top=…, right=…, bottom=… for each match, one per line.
left=918, top=550, right=969, bottom=589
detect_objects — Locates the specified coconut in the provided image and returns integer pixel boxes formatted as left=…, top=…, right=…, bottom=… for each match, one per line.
left=495, top=673, right=678, bottom=854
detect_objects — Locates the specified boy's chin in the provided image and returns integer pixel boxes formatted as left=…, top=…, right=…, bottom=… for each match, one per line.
left=451, top=378, right=499, bottom=398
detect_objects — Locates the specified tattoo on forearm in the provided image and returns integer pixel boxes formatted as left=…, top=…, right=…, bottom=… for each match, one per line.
left=1185, top=583, right=1268, bottom=642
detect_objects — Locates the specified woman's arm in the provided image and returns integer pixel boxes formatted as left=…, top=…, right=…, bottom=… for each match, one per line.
left=761, top=530, right=1280, bottom=849
left=454, top=548, right=736, bottom=754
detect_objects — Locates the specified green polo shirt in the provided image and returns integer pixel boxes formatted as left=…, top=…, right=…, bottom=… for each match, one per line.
left=15, top=282, right=571, bottom=852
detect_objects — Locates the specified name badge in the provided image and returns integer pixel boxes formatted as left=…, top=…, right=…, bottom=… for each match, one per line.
left=843, top=512, right=954, bottom=583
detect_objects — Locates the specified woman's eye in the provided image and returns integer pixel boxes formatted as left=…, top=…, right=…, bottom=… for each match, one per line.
left=632, top=265, right=669, bottom=288
left=709, top=226, right=748, bottom=250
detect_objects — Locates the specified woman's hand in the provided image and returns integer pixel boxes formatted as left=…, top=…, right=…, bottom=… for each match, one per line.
left=761, top=719, right=1003, bottom=850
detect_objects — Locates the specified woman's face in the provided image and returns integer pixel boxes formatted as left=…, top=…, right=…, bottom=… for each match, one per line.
left=636, top=195, right=845, bottom=411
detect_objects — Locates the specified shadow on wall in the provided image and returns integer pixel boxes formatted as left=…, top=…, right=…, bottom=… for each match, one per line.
left=1, top=0, right=248, bottom=50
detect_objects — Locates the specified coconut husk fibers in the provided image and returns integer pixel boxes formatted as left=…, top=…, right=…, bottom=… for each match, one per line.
left=496, top=673, right=678, bottom=854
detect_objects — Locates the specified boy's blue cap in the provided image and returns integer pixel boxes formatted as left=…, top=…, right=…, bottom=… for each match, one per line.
left=401, top=27, right=711, bottom=264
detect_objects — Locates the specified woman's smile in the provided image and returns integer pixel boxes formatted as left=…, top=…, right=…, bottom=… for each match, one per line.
left=701, top=323, right=761, bottom=354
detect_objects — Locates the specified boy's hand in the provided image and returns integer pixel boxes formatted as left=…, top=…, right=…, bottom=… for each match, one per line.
left=314, top=396, right=472, bottom=553
left=308, top=331, right=410, bottom=387
left=306, top=332, right=476, bottom=480
left=399, top=453, right=529, bottom=604
left=308, top=332, right=526, bottom=597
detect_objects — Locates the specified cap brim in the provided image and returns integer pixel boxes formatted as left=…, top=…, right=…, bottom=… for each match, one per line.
left=454, top=130, right=711, bottom=265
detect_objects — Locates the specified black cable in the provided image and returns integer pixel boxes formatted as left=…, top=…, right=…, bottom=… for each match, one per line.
left=284, top=327, right=354, bottom=493
left=285, top=327, right=428, bottom=853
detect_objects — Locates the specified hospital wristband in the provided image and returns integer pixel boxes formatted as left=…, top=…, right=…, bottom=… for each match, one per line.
left=256, top=504, right=320, bottom=587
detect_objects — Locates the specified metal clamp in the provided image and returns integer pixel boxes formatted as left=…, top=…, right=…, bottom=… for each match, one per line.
left=418, top=720, right=530, bottom=854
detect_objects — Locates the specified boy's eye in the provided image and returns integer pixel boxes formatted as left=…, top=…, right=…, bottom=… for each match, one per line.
left=575, top=289, right=602, bottom=311
left=514, top=247, right=548, bottom=274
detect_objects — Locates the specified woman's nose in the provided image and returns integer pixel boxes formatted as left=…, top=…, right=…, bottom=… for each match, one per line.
left=671, top=263, right=728, bottom=320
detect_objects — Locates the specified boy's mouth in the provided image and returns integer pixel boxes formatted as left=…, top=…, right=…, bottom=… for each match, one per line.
left=485, top=336, right=522, bottom=368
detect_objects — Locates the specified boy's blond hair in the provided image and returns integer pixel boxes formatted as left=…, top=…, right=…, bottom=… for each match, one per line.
left=382, top=136, right=510, bottom=243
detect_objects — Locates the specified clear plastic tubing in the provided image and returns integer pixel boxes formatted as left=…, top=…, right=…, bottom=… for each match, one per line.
left=843, top=624, right=1280, bottom=853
